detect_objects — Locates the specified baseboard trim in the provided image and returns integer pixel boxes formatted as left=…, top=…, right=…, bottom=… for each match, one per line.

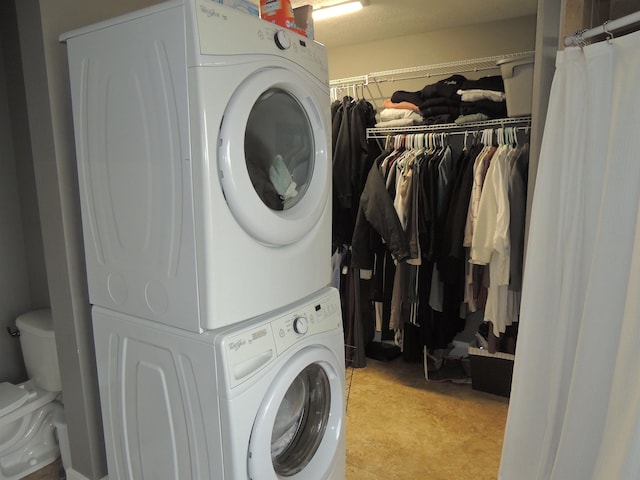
left=65, top=468, right=108, bottom=480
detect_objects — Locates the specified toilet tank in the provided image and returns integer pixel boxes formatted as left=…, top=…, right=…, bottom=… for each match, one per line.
left=16, top=309, right=62, bottom=392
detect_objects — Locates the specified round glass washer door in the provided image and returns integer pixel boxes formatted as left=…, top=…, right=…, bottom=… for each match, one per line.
left=248, top=347, right=344, bottom=480
left=218, top=68, right=330, bottom=246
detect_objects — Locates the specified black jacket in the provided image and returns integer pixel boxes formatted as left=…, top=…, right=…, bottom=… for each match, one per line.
left=351, top=162, right=410, bottom=269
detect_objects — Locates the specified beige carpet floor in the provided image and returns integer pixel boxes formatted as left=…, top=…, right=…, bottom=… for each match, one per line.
left=346, top=357, right=509, bottom=480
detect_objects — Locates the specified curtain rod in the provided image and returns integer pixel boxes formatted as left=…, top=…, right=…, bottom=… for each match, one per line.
left=564, top=10, right=640, bottom=46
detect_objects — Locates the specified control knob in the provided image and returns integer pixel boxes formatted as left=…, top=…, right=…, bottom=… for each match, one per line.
left=274, top=30, right=291, bottom=50
left=293, top=316, right=309, bottom=335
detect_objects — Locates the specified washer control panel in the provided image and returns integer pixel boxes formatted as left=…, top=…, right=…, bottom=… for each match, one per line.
left=271, top=290, right=341, bottom=355
left=222, top=289, right=342, bottom=389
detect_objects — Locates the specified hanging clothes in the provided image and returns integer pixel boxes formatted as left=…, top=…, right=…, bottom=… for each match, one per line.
left=351, top=161, right=411, bottom=269
left=350, top=124, right=529, bottom=359
left=470, top=142, right=519, bottom=338
left=331, top=94, right=380, bottom=368
left=508, top=144, right=529, bottom=292
left=331, top=96, right=378, bottom=249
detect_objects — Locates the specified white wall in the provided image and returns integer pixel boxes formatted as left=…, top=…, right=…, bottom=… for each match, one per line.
left=0, top=0, right=50, bottom=384
left=0, top=21, right=31, bottom=384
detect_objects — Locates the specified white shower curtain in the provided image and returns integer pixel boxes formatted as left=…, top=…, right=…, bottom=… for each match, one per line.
left=499, top=29, right=640, bottom=480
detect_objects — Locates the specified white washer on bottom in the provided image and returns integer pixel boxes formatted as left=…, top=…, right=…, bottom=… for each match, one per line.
left=92, top=287, right=345, bottom=480
left=217, top=287, right=345, bottom=480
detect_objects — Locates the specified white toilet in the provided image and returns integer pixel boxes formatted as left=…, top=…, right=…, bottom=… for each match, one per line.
left=0, top=309, right=63, bottom=480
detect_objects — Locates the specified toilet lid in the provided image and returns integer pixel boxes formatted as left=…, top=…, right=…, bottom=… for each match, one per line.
left=0, top=382, right=29, bottom=416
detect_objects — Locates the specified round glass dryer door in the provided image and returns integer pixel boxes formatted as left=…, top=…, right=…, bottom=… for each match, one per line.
left=248, top=347, right=344, bottom=480
left=246, top=88, right=312, bottom=212
left=218, top=68, right=330, bottom=246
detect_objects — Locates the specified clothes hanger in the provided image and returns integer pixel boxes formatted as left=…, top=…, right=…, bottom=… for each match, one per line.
left=426, top=133, right=434, bottom=153
left=481, top=128, right=491, bottom=146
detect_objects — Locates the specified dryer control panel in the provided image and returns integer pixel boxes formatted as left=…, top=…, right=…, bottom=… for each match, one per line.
left=192, top=0, right=328, bottom=80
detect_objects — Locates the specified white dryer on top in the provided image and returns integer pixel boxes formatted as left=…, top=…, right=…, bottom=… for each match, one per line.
left=62, top=0, right=332, bottom=332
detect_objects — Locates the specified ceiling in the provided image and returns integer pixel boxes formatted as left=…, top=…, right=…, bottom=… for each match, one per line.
left=289, top=0, right=538, bottom=48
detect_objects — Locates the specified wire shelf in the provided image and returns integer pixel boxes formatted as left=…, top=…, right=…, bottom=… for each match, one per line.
left=329, top=51, right=534, bottom=87
left=366, top=116, right=532, bottom=139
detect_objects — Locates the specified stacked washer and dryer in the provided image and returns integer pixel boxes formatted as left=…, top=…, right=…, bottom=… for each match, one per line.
left=61, top=1, right=345, bottom=479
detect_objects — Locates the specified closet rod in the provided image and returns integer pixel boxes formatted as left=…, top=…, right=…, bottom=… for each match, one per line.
left=366, top=116, right=531, bottom=139
left=564, top=10, right=640, bottom=46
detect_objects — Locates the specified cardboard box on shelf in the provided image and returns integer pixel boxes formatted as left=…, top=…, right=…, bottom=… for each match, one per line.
left=293, top=4, right=314, bottom=39
left=260, top=0, right=310, bottom=37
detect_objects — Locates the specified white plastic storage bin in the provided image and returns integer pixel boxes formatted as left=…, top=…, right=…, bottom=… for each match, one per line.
left=497, top=54, right=534, bottom=117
